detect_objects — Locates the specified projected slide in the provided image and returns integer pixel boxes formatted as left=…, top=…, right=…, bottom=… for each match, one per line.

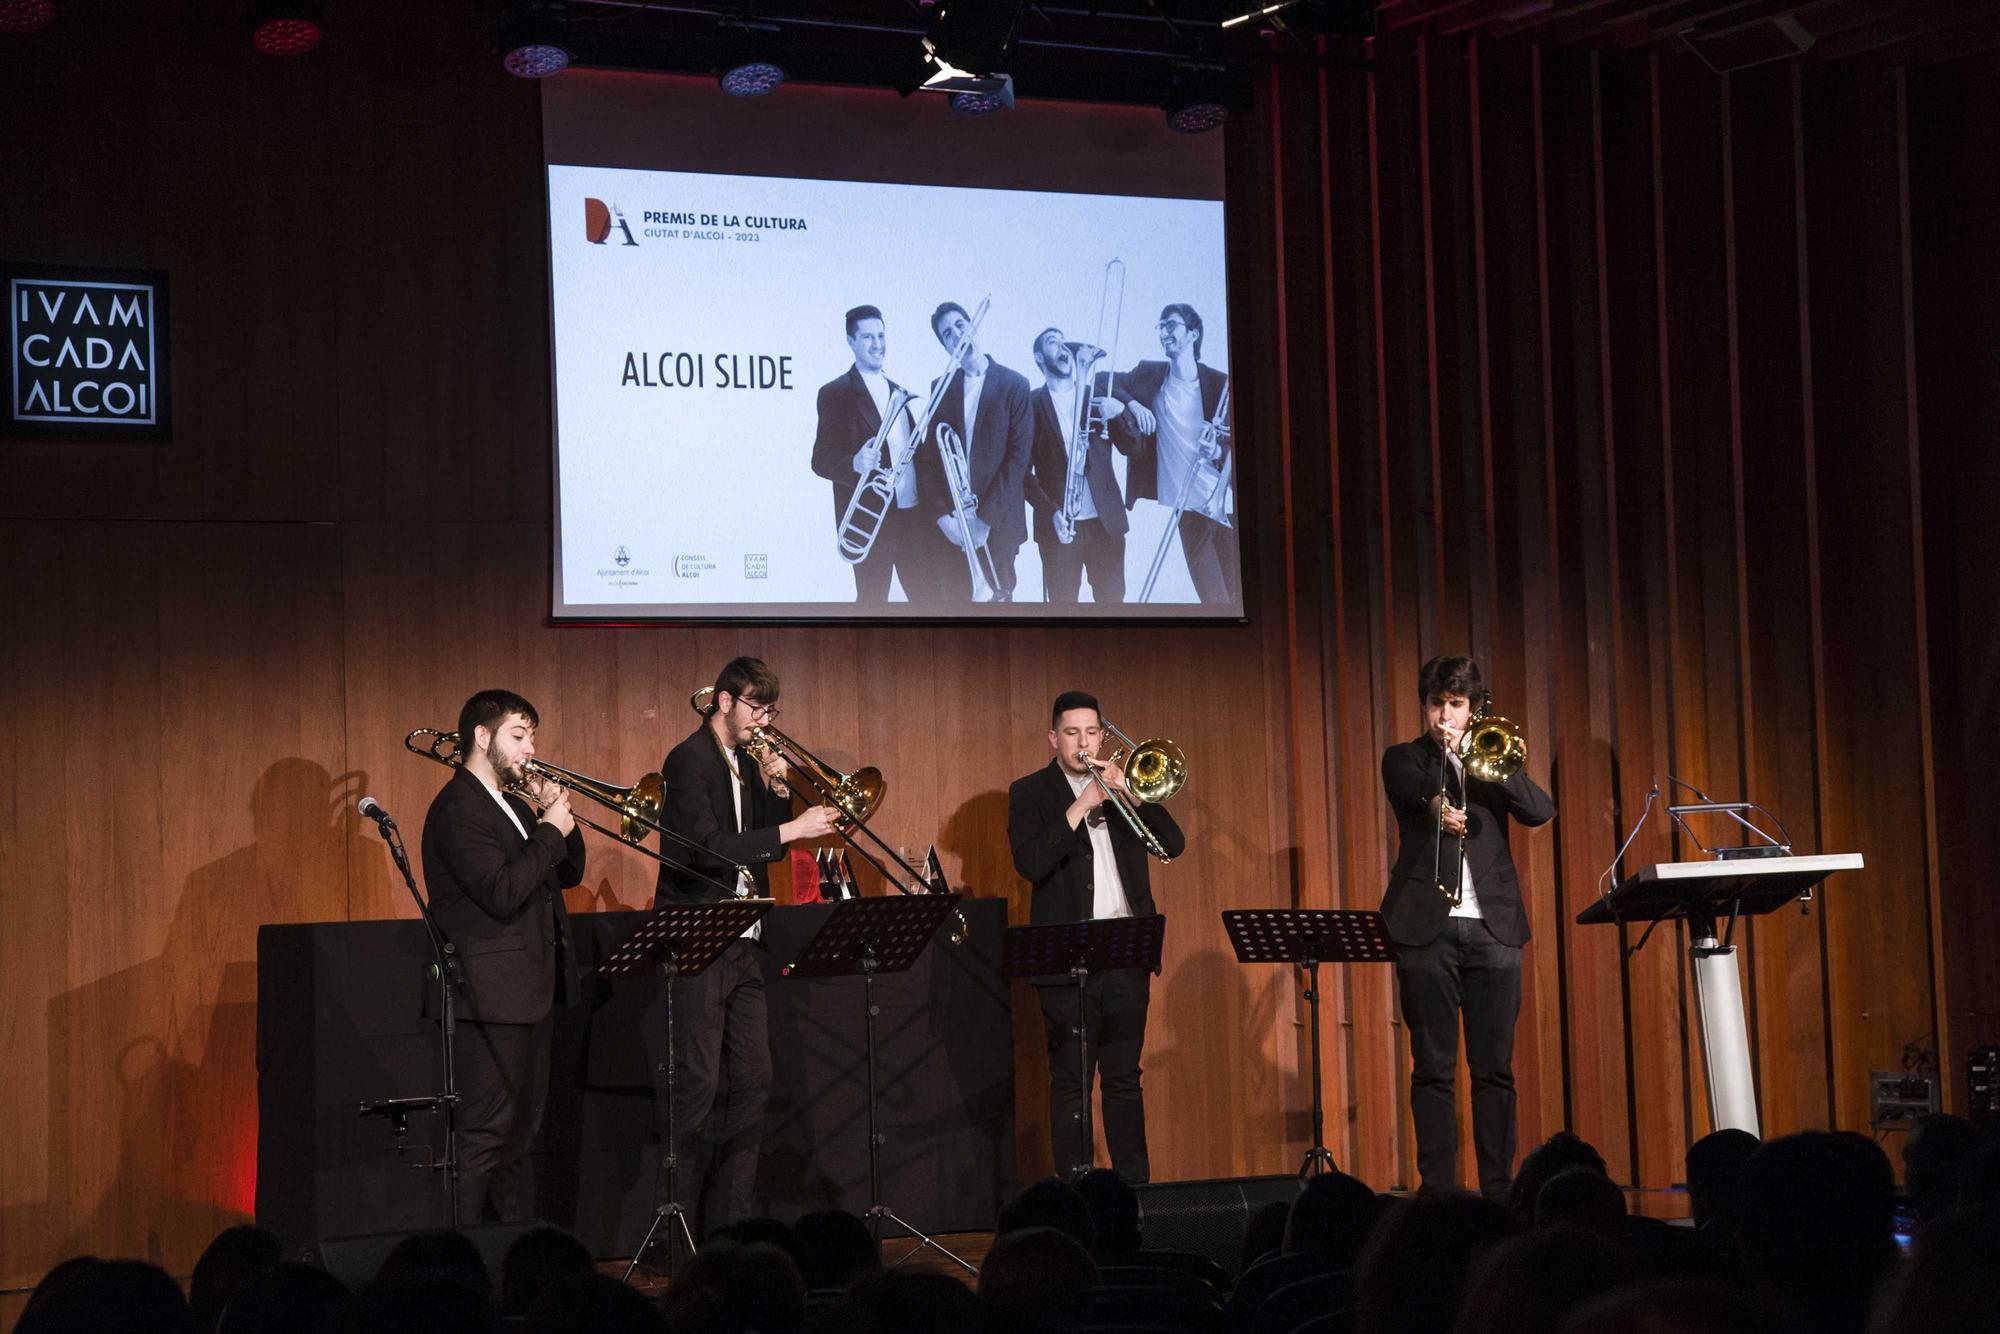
left=548, top=163, right=1234, bottom=621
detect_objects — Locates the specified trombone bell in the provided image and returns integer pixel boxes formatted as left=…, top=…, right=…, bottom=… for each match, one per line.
left=1122, top=739, right=1187, bottom=806
left=1461, top=715, right=1527, bottom=784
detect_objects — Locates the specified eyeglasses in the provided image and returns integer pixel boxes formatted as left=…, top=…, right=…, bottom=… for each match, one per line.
left=736, top=698, right=780, bottom=721
left=1156, top=320, right=1189, bottom=335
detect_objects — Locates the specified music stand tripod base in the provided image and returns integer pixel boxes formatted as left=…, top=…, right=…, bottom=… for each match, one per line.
left=783, top=894, right=974, bottom=1275
left=1222, top=908, right=1396, bottom=1178
left=598, top=897, right=775, bottom=1282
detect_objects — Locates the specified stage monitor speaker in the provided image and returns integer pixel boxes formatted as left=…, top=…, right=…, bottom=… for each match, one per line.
left=1132, top=1175, right=1302, bottom=1278
left=300, top=1220, right=552, bottom=1290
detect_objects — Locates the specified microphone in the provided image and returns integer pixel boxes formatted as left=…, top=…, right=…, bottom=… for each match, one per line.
left=358, top=797, right=397, bottom=830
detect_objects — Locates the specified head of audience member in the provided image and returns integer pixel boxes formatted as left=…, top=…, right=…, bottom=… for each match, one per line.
left=1686, top=1128, right=1761, bottom=1231
left=1866, top=1210, right=2000, bottom=1334
left=711, top=1217, right=803, bottom=1273
left=819, top=1271, right=992, bottom=1334
left=1902, top=1114, right=1982, bottom=1225
left=334, top=1275, right=492, bottom=1334
left=978, top=1225, right=1101, bottom=1317
left=1074, top=1169, right=1142, bottom=1260
left=498, top=1225, right=594, bottom=1319
left=1240, top=1199, right=1292, bottom=1273
left=16, top=1258, right=194, bottom=1334
left=791, top=1209, right=882, bottom=1291
left=190, top=1225, right=284, bottom=1332
left=1284, top=1170, right=1379, bottom=1269
left=1506, top=1131, right=1609, bottom=1222
left=1560, top=1276, right=1780, bottom=1334
left=1951, top=1135, right=2000, bottom=1221
left=214, top=1262, right=349, bottom=1334
left=661, top=1240, right=806, bottom=1334
left=523, top=1273, right=668, bottom=1334
left=995, top=1176, right=1097, bottom=1252
left=1450, top=1225, right=1632, bottom=1334
left=1735, top=1131, right=1896, bottom=1334
left=1535, top=1166, right=1629, bottom=1240
left=1355, top=1192, right=1519, bottom=1334
left=372, top=1230, right=492, bottom=1301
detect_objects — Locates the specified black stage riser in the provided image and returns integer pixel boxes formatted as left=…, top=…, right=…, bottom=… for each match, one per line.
left=1134, top=1175, right=1304, bottom=1277
left=301, top=1220, right=550, bottom=1290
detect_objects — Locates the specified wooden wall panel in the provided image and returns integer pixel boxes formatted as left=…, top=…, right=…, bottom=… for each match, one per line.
left=4, top=0, right=1996, bottom=1298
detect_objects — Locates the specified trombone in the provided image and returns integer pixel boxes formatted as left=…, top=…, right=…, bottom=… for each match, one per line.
left=1433, top=698, right=1528, bottom=904
left=404, top=728, right=743, bottom=896
left=1055, top=259, right=1126, bottom=545
left=1139, top=379, right=1231, bottom=603
left=1078, top=719, right=1187, bottom=862
left=688, top=689, right=953, bottom=909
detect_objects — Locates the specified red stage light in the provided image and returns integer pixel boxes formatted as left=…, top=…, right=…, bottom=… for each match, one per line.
left=0, top=0, right=56, bottom=34
left=253, top=16, right=322, bottom=55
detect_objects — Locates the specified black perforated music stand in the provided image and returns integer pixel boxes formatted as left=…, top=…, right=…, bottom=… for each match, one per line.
left=1001, top=915, right=1168, bottom=1182
left=601, top=897, right=775, bottom=1281
left=1223, top=909, right=1396, bottom=1178
left=782, top=894, right=970, bottom=1272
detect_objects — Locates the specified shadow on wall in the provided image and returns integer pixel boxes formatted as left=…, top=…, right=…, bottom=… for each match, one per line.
left=20, top=759, right=391, bottom=1278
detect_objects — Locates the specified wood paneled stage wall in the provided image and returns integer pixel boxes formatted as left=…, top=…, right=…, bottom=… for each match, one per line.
left=3, top=0, right=1997, bottom=1302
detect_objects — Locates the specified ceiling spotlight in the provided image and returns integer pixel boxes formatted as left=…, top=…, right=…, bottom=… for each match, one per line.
left=916, top=0, right=1023, bottom=96
left=1165, top=66, right=1230, bottom=134
left=500, top=1, right=570, bottom=79
left=248, top=0, right=324, bottom=56
left=717, top=23, right=785, bottom=98
left=949, top=76, right=1014, bottom=116
left=0, top=0, right=56, bottom=34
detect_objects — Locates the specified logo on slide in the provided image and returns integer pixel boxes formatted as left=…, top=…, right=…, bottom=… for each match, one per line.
left=614, top=546, right=631, bottom=567
left=584, top=198, right=639, bottom=246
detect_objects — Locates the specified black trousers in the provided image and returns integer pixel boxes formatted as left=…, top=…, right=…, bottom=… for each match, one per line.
left=1394, top=917, right=1522, bottom=1197
left=455, top=1012, right=553, bottom=1223
left=659, top=939, right=771, bottom=1232
left=1179, top=512, right=1239, bottom=605
left=1039, top=519, right=1126, bottom=604
left=848, top=509, right=906, bottom=604
left=1039, top=969, right=1151, bottom=1183
left=899, top=513, right=1019, bottom=604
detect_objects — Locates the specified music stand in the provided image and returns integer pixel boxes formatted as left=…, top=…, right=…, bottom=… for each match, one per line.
left=601, top=897, right=775, bottom=1281
left=782, top=894, right=969, bottom=1272
left=1001, top=915, right=1168, bottom=1182
left=1222, top=909, right=1396, bottom=1178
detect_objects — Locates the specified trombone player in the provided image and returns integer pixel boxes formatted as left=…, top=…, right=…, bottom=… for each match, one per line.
left=419, top=689, right=585, bottom=1222
left=919, top=300, right=1033, bottom=603
left=657, top=657, right=840, bottom=1231
left=1028, top=327, right=1133, bottom=604
left=1379, top=655, right=1553, bottom=1197
left=811, top=304, right=922, bottom=603
left=1007, top=691, right=1184, bottom=1182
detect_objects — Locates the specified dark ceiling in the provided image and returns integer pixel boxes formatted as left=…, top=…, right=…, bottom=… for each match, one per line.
left=558, top=0, right=2000, bottom=106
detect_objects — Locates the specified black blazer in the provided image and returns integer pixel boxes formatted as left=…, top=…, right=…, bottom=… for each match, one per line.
left=655, top=723, right=792, bottom=905
left=1378, top=734, right=1555, bottom=949
left=810, top=366, right=916, bottom=527
left=1109, top=360, right=1231, bottom=507
left=419, top=765, right=585, bottom=1024
left=1026, top=379, right=1131, bottom=544
left=918, top=358, right=1034, bottom=547
left=1008, top=759, right=1185, bottom=981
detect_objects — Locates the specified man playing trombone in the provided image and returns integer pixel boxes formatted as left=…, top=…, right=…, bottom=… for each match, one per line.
left=1028, top=327, right=1134, bottom=604
left=1113, top=303, right=1237, bottom=605
left=657, top=657, right=840, bottom=1231
left=917, top=300, right=1033, bottom=603
left=1007, top=691, right=1184, bottom=1182
left=419, top=689, right=585, bottom=1222
left=811, top=305, right=922, bottom=604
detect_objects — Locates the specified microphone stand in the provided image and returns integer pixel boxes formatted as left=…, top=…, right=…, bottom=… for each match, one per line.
left=360, top=810, right=462, bottom=1228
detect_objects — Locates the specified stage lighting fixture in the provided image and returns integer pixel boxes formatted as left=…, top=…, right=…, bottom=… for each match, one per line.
left=1164, top=66, right=1229, bottom=134
left=949, top=75, right=1014, bottom=116
left=499, top=2, right=571, bottom=79
left=248, top=0, right=324, bottom=56
left=717, top=23, right=785, bottom=98
left=0, top=0, right=56, bottom=34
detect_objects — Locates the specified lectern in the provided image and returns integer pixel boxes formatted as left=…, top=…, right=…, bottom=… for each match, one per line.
left=1577, top=853, right=1862, bottom=1135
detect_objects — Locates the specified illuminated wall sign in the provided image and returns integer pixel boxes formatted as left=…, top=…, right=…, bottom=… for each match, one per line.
left=5, top=264, right=171, bottom=440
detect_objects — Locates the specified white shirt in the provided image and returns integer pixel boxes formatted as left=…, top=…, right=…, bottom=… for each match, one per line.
left=1063, top=769, right=1132, bottom=921
left=484, top=781, right=529, bottom=840
left=856, top=368, right=917, bottom=510
left=1444, top=750, right=1482, bottom=919
left=1154, top=372, right=1209, bottom=509
left=720, top=746, right=764, bottom=941
left=1046, top=381, right=1098, bottom=523
left=960, top=361, right=986, bottom=450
